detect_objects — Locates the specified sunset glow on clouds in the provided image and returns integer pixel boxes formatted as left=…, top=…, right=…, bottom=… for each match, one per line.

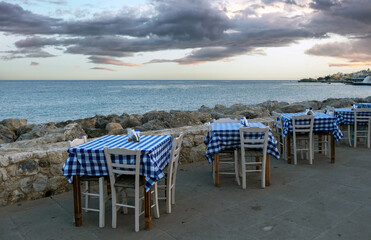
left=0, top=0, right=370, bottom=80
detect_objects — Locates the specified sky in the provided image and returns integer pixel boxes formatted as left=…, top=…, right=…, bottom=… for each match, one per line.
left=0, top=0, right=370, bottom=80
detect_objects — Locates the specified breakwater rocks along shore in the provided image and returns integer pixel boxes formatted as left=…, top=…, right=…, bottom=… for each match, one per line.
left=1, top=96, right=371, bottom=145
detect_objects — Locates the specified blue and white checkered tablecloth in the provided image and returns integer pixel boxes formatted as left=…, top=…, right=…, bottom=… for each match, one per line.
left=281, top=113, right=343, bottom=142
left=355, top=103, right=371, bottom=108
left=62, top=135, right=173, bottom=192
left=204, top=122, right=280, bottom=162
left=325, top=108, right=371, bottom=125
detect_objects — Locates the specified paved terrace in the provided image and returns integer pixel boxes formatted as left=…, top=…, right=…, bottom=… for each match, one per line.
left=0, top=145, right=370, bottom=240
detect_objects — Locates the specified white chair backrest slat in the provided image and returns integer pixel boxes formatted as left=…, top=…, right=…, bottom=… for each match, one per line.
left=292, top=115, right=314, bottom=134
left=354, top=108, right=371, bottom=123
left=240, top=126, right=269, bottom=150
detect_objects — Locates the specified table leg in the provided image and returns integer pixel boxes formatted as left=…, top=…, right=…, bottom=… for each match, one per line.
left=214, top=153, right=219, bottom=187
left=318, top=135, right=322, bottom=154
left=265, top=155, right=270, bottom=187
left=72, top=175, right=82, bottom=227
left=144, top=177, right=151, bottom=230
left=331, top=134, right=335, bottom=164
left=287, top=134, right=291, bottom=164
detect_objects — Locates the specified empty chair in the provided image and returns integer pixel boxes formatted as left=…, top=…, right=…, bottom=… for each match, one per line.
left=327, top=106, right=351, bottom=147
left=354, top=108, right=371, bottom=148
left=67, top=136, right=108, bottom=228
left=104, top=147, right=159, bottom=232
left=211, top=118, right=240, bottom=185
left=292, top=115, right=315, bottom=165
left=239, top=126, right=269, bottom=189
left=272, top=112, right=286, bottom=160
left=157, top=133, right=184, bottom=213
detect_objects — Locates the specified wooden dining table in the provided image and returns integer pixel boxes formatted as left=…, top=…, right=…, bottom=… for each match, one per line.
left=204, top=122, right=280, bottom=187
left=280, top=112, right=343, bottom=164
left=62, top=134, right=173, bottom=229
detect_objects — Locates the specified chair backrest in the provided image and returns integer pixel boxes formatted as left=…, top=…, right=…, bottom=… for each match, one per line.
left=168, top=133, right=184, bottom=184
left=67, top=136, right=87, bottom=148
left=326, top=106, right=335, bottom=116
left=354, top=108, right=371, bottom=124
left=213, top=118, right=240, bottom=123
left=239, top=126, right=269, bottom=154
left=272, top=112, right=283, bottom=130
left=103, top=147, right=141, bottom=187
left=292, top=115, right=314, bottom=134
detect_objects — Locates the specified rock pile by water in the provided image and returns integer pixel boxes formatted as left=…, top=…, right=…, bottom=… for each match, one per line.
left=1, top=96, right=370, bottom=145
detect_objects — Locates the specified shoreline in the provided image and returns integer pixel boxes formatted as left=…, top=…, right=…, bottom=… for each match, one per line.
left=1, top=96, right=370, bottom=145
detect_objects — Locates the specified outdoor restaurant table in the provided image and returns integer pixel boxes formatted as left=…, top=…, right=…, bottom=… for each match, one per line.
left=62, top=134, right=173, bottom=229
left=325, top=108, right=371, bottom=125
left=281, top=112, right=343, bottom=164
left=204, top=122, right=280, bottom=187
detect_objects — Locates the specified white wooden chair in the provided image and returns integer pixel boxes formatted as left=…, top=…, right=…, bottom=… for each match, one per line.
left=103, top=147, right=159, bottom=232
left=272, top=112, right=286, bottom=160
left=354, top=108, right=371, bottom=148
left=292, top=115, right=315, bottom=165
left=157, top=133, right=184, bottom=213
left=239, top=126, right=269, bottom=189
left=327, top=106, right=352, bottom=147
left=211, top=118, right=240, bottom=185
left=67, top=136, right=108, bottom=228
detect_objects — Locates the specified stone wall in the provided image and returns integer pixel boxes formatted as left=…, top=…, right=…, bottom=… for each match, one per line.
left=0, top=118, right=274, bottom=207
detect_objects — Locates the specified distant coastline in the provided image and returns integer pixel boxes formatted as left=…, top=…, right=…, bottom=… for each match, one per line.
left=299, top=69, right=371, bottom=85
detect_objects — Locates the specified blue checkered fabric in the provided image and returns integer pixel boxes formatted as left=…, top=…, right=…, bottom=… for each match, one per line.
left=355, top=103, right=371, bottom=108
left=204, top=122, right=280, bottom=162
left=281, top=113, right=343, bottom=142
left=325, top=108, right=371, bottom=125
left=62, top=135, right=172, bottom=192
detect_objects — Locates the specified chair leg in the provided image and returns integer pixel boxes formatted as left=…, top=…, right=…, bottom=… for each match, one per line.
left=134, top=187, right=140, bottom=232
left=166, top=184, right=171, bottom=214
left=309, top=137, right=313, bottom=165
left=234, top=150, right=241, bottom=186
left=84, top=181, right=89, bottom=212
left=241, top=155, right=246, bottom=189
left=354, top=124, right=357, bottom=148
left=293, top=137, right=297, bottom=165
left=111, top=189, right=117, bottom=228
left=348, top=125, right=352, bottom=147
left=368, top=121, right=370, bottom=148
left=98, top=177, right=105, bottom=228
left=153, top=183, right=160, bottom=219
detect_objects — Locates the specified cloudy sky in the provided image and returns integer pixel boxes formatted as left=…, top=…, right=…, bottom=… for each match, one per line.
left=0, top=0, right=370, bottom=80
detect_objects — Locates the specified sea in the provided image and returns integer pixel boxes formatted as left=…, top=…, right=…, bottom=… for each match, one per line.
left=0, top=80, right=370, bottom=124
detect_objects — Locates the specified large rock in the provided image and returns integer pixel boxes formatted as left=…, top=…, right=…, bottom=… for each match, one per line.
left=0, top=125, right=17, bottom=143
left=166, top=111, right=201, bottom=128
left=293, top=100, right=321, bottom=110
left=0, top=119, right=27, bottom=132
left=17, top=123, right=58, bottom=141
left=84, top=128, right=107, bottom=138
left=63, top=123, right=86, bottom=141
left=142, top=111, right=172, bottom=124
left=16, top=124, right=36, bottom=138
left=190, top=111, right=212, bottom=123
left=137, top=119, right=167, bottom=131
left=320, top=98, right=354, bottom=108
left=279, top=104, right=307, bottom=113
left=106, top=122, right=123, bottom=135
left=76, top=118, right=96, bottom=129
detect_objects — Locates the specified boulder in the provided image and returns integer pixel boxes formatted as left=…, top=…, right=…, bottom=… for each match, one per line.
left=198, top=105, right=211, bottom=112
left=16, top=123, right=58, bottom=141
left=137, top=119, right=167, bottom=131
left=293, top=100, right=321, bottom=110
left=190, top=111, right=212, bottom=123
left=320, top=98, right=354, bottom=108
left=142, top=111, right=171, bottom=124
left=84, top=128, right=107, bottom=138
left=166, top=111, right=201, bottom=128
left=16, top=124, right=36, bottom=138
left=213, top=104, right=227, bottom=112
left=0, top=125, right=17, bottom=143
left=76, top=118, right=96, bottom=129
left=0, top=119, right=27, bottom=132
left=279, top=104, right=307, bottom=113
left=106, top=122, right=123, bottom=135
left=63, top=123, right=86, bottom=141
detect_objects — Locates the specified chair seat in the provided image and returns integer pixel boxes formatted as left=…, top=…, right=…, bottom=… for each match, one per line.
left=114, top=175, right=144, bottom=188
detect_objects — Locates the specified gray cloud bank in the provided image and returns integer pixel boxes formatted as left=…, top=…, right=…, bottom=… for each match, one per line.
left=0, top=0, right=370, bottom=66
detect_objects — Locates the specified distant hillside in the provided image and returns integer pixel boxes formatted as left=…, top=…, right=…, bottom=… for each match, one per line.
left=299, top=69, right=371, bottom=83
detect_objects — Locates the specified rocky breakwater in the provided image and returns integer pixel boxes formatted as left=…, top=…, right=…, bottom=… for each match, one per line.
left=0, top=96, right=370, bottom=206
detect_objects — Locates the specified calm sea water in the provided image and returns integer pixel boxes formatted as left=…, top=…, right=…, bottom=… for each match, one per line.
left=0, top=80, right=370, bottom=124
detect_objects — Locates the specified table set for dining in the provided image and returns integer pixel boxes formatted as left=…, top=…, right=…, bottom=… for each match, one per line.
left=62, top=134, right=173, bottom=230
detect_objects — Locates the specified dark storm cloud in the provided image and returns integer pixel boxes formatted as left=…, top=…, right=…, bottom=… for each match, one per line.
left=1, top=0, right=371, bottom=65
left=0, top=2, right=62, bottom=34
left=309, top=0, right=339, bottom=10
